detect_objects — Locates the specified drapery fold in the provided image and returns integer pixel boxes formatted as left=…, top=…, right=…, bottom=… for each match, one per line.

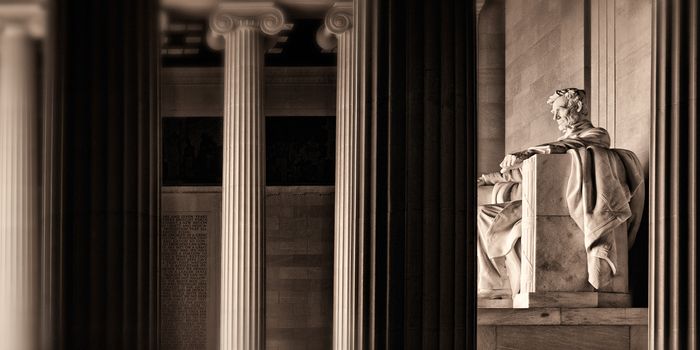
left=566, top=147, right=645, bottom=288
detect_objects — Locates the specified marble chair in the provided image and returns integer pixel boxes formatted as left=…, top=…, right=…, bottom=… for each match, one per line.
left=479, top=153, right=632, bottom=308
left=515, top=154, right=632, bottom=308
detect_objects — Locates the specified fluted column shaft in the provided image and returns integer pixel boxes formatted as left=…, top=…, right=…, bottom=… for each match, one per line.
left=0, top=8, right=43, bottom=350
left=209, top=4, right=287, bottom=349
left=319, top=3, right=358, bottom=349
left=222, top=24, right=265, bottom=350
left=335, top=27, right=357, bottom=350
left=651, top=0, right=698, bottom=348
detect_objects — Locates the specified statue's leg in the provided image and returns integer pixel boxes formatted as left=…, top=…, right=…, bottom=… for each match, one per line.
left=477, top=204, right=511, bottom=297
left=588, top=255, right=614, bottom=291
left=477, top=234, right=508, bottom=293
left=505, top=238, right=521, bottom=295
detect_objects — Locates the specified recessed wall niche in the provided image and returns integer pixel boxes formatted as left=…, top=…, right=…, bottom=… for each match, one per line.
left=162, top=116, right=335, bottom=186
left=266, top=116, right=335, bottom=186
left=163, top=117, right=223, bottom=186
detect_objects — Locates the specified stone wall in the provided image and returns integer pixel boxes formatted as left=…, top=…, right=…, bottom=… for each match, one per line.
left=265, top=187, right=334, bottom=350
left=503, top=0, right=652, bottom=169
left=504, top=0, right=586, bottom=153
left=161, top=188, right=222, bottom=350
left=590, top=0, right=652, bottom=171
left=477, top=0, right=506, bottom=175
left=477, top=307, right=648, bottom=350
left=160, top=187, right=335, bottom=350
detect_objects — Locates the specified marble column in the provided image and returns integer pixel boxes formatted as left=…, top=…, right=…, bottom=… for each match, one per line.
left=0, top=4, right=44, bottom=350
left=651, top=0, right=698, bottom=348
left=208, top=3, right=287, bottom=349
left=364, top=0, right=477, bottom=347
left=318, top=3, right=358, bottom=349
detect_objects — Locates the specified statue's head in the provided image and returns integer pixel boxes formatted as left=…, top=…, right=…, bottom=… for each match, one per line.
left=546, top=88, right=588, bottom=132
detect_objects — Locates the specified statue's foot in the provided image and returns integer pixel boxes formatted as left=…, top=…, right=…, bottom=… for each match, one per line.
left=477, top=288, right=511, bottom=300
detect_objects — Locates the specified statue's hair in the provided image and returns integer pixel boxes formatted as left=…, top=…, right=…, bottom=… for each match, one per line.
left=546, top=88, right=589, bottom=125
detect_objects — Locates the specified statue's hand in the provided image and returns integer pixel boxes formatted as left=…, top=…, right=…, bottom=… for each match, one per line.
left=499, top=151, right=532, bottom=173
left=477, top=177, right=486, bottom=186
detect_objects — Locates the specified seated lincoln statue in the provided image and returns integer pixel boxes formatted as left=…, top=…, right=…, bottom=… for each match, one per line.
left=476, top=88, right=644, bottom=300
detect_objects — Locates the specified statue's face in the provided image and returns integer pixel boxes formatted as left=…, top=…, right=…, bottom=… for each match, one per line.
left=550, top=96, right=571, bottom=132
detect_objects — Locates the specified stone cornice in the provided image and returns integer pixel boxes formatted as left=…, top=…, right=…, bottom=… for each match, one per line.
left=0, top=3, right=44, bottom=38
left=162, top=67, right=336, bottom=86
left=316, top=1, right=353, bottom=51
left=206, top=1, right=290, bottom=50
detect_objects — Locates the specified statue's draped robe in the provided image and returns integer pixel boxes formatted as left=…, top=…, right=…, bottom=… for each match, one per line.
left=477, top=120, right=644, bottom=294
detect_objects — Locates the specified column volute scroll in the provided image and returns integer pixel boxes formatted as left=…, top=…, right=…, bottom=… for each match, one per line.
left=206, top=1, right=290, bottom=51
left=316, top=1, right=353, bottom=51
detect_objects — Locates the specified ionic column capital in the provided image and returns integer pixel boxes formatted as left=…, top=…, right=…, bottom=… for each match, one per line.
left=207, top=1, right=289, bottom=50
left=324, top=1, right=353, bottom=35
left=0, top=3, right=44, bottom=39
left=316, top=2, right=353, bottom=51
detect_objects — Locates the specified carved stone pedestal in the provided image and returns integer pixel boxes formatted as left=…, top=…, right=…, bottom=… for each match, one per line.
left=514, top=291, right=631, bottom=309
left=477, top=307, right=648, bottom=349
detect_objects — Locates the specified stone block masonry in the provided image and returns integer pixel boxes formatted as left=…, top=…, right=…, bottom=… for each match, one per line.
left=265, top=186, right=334, bottom=350
left=161, top=186, right=334, bottom=350
left=505, top=0, right=585, bottom=153
left=477, top=307, right=648, bottom=349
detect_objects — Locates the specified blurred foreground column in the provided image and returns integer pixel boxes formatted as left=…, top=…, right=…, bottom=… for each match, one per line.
left=0, top=4, right=44, bottom=350
left=207, top=3, right=287, bottom=349
left=317, top=3, right=360, bottom=349
left=651, top=0, right=699, bottom=348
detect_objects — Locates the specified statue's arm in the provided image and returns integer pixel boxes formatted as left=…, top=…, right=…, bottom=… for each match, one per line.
left=486, top=127, right=610, bottom=182
left=496, top=141, right=572, bottom=174
left=527, top=143, right=570, bottom=154
left=526, top=128, right=611, bottom=154
left=479, top=168, right=522, bottom=185
left=497, top=139, right=585, bottom=174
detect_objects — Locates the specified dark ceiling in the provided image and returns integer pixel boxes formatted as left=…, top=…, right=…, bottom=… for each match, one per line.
left=161, top=12, right=336, bottom=67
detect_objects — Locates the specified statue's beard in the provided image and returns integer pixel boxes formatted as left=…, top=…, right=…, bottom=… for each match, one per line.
left=558, top=115, right=582, bottom=133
